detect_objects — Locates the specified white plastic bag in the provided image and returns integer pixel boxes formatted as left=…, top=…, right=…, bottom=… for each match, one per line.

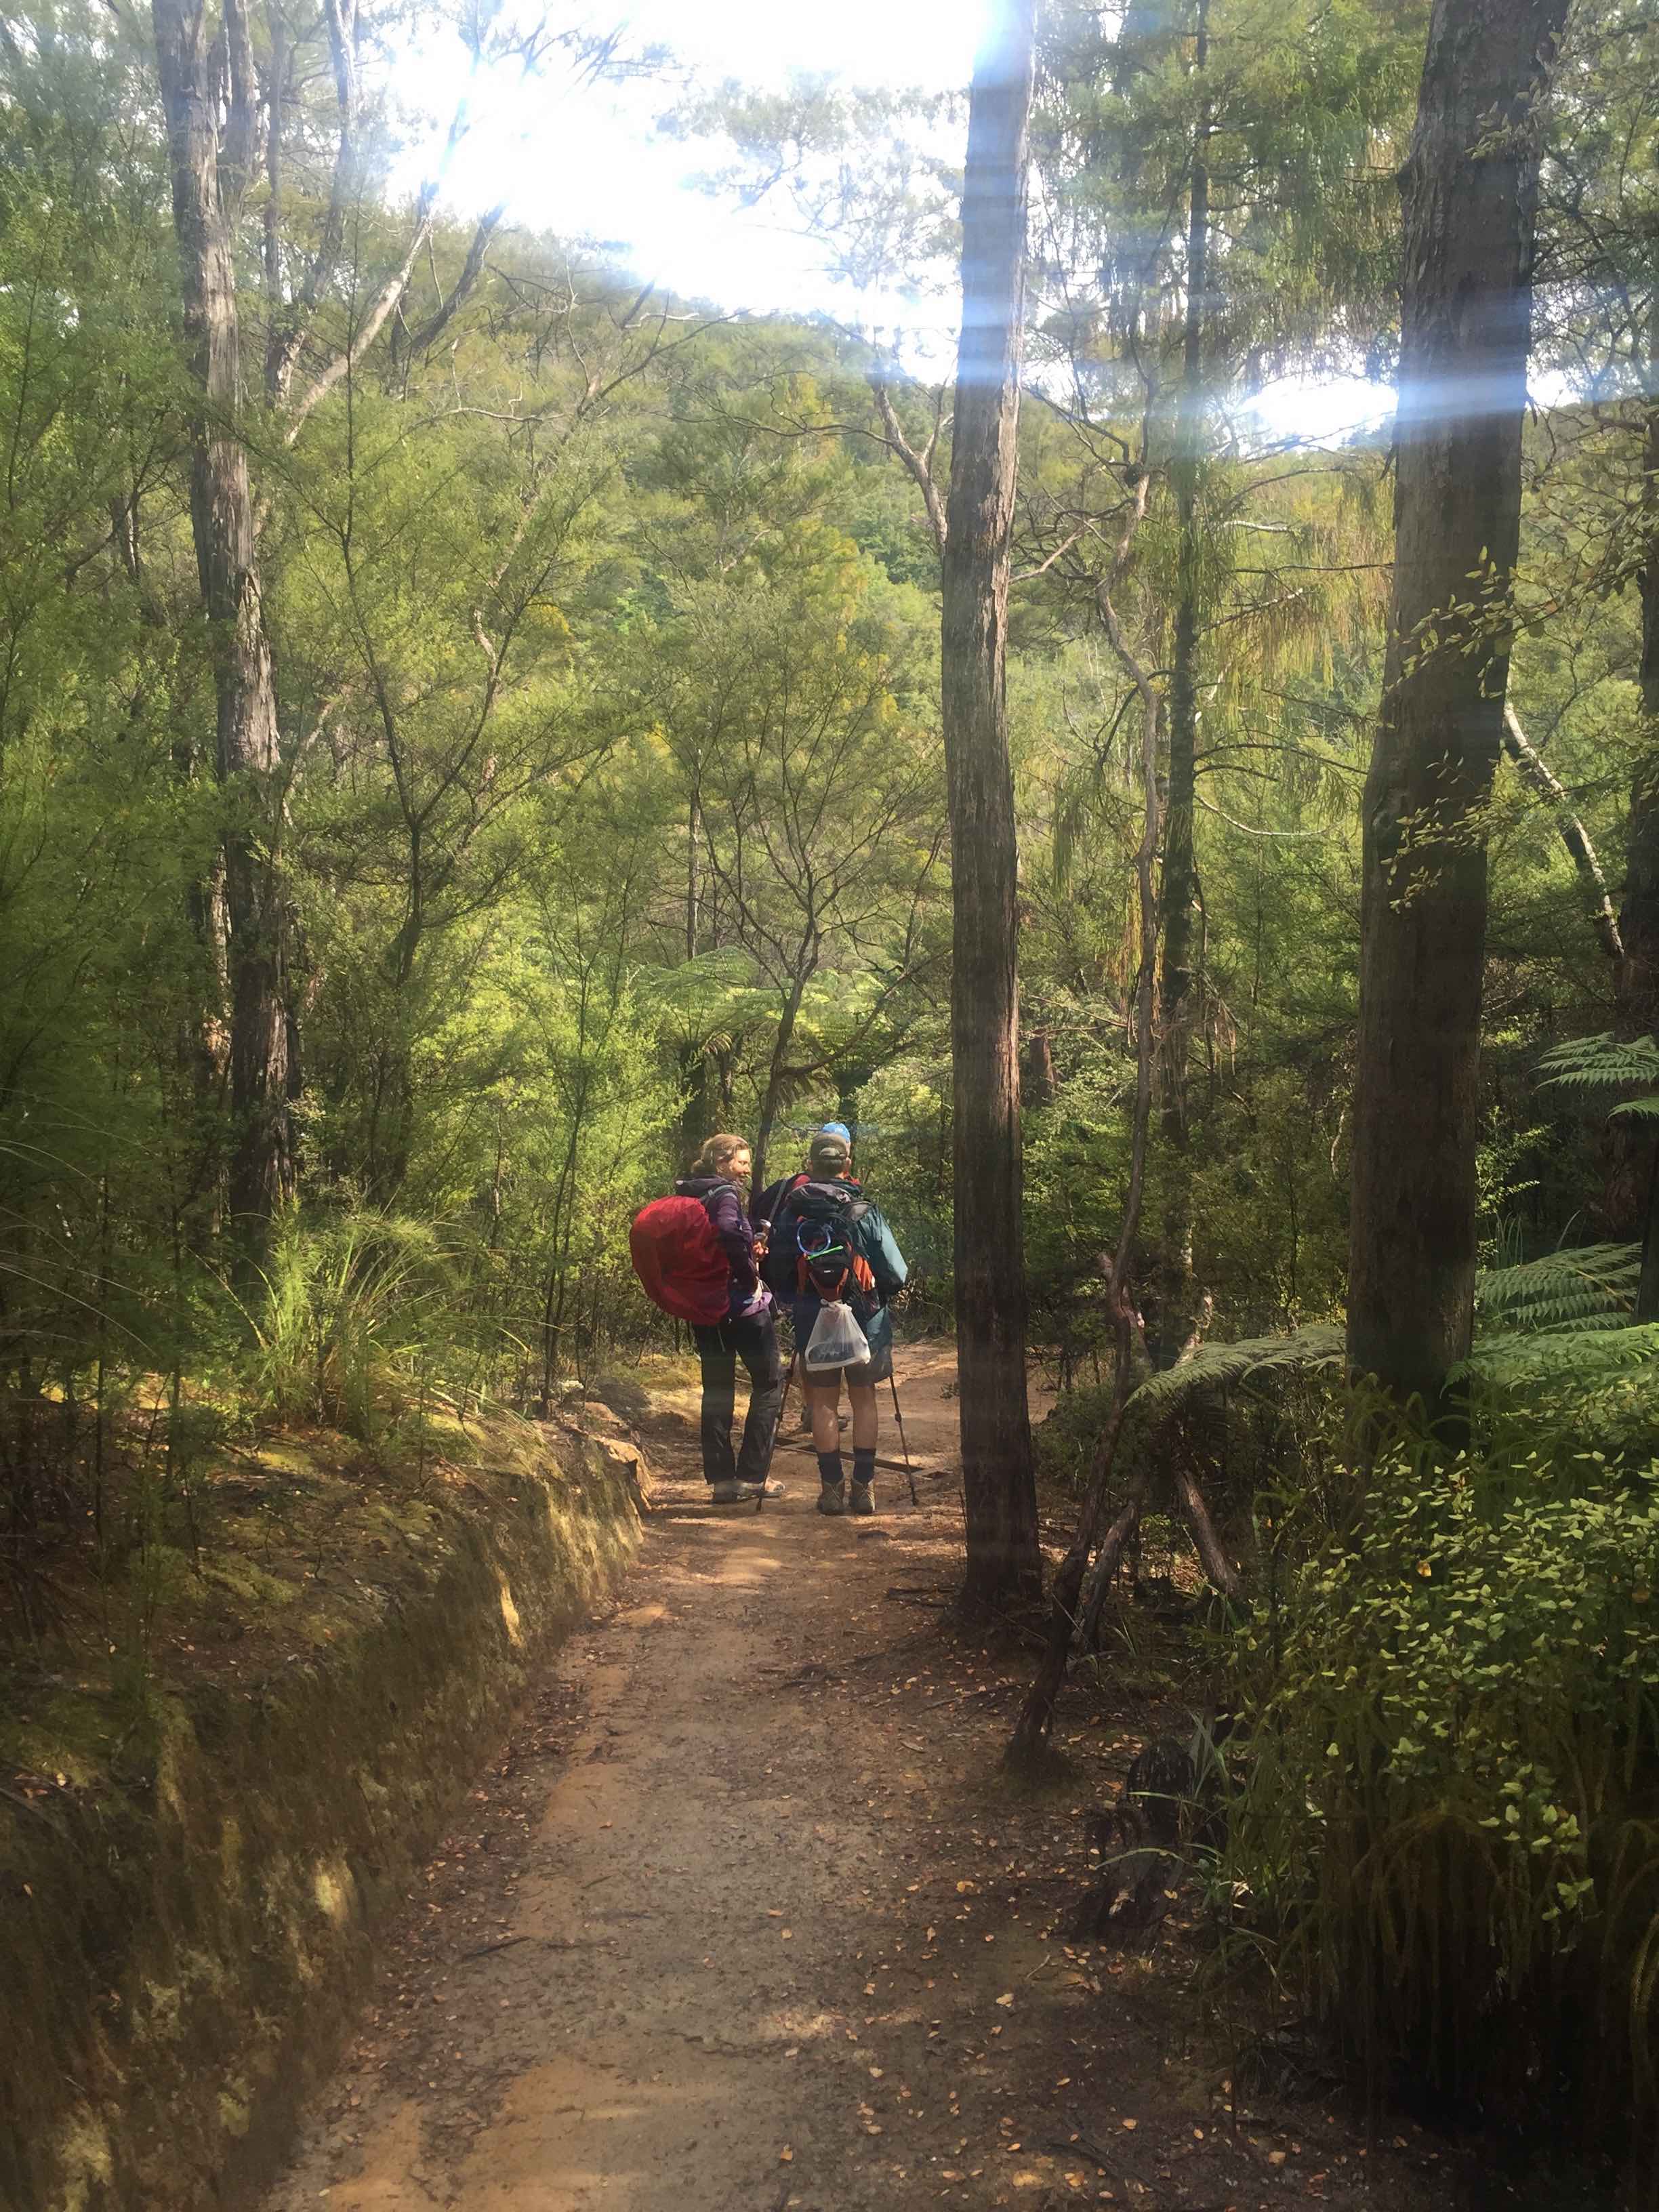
left=804, top=1298, right=870, bottom=1372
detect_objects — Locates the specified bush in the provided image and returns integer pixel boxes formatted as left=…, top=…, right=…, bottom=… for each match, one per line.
left=237, top=1210, right=451, bottom=1437
left=1220, top=1441, right=1659, bottom=2151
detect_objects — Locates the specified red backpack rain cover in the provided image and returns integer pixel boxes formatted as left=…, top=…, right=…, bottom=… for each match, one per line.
left=629, top=1195, right=730, bottom=1326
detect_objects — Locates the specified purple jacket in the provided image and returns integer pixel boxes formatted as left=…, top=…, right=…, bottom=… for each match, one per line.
left=674, top=1176, right=765, bottom=1322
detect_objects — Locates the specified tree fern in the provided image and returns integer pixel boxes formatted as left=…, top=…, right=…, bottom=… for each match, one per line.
left=1537, top=1031, right=1659, bottom=1097
left=1128, top=1323, right=1345, bottom=1416
left=1459, top=1322, right=1659, bottom=1390
left=1474, top=1242, right=1641, bottom=1334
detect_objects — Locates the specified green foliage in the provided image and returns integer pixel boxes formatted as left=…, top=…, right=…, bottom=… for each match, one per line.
left=237, top=1212, right=449, bottom=1438
left=1473, top=1242, right=1642, bottom=1334
left=1538, top=1033, right=1659, bottom=1097
left=1128, top=1324, right=1346, bottom=1415
left=1221, top=1441, right=1659, bottom=2129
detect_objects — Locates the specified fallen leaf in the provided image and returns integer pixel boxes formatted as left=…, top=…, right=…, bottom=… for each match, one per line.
left=995, top=1992, right=1014, bottom=2009
left=778, top=2148, right=794, bottom=2164
left=1121, top=2118, right=1137, bottom=2131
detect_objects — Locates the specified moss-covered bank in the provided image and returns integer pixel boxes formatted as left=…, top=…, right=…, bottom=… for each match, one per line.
left=0, top=1401, right=651, bottom=2211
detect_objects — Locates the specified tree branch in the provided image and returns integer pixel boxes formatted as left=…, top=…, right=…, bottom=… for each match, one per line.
left=871, top=377, right=948, bottom=554
left=1501, top=699, right=1626, bottom=968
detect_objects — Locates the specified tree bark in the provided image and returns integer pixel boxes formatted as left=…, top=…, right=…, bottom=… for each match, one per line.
left=1149, top=0, right=1209, bottom=1368
left=1618, top=328, right=1659, bottom=1047
left=1345, top=0, right=1570, bottom=1410
left=152, top=0, right=296, bottom=1239
left=1607, top=332, right=1659, bottom=1237
left=1158, top=0, right=1208, bottom=1147
left=942, top=0, right=1042, bottom=1608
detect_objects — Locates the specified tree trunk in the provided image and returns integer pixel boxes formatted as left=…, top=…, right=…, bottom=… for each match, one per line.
left=1158, top=0, right=1208, bottom=1148
left=1619, top=328, right=1659, bottom=1048
left=1150, top=3, right=1209, bottom=1367
left=152, top=0, right=295, bottom=1240
left=941, top=0, right=1042, bottom=1608
left=1607, top=327, right=1659, bottom=1239
left=1022, top=1029, right=1055, bottom=1109
left=1346, top=0, right=1570, bottom=1410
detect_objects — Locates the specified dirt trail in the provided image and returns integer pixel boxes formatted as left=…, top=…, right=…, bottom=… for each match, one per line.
left=263, top=1351, right=1458, bottom=2212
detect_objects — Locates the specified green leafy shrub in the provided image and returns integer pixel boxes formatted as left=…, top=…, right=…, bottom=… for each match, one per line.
left=1221, top=1444, right=1659, bottom=2145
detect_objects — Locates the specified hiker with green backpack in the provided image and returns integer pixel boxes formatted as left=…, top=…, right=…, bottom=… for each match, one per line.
left=762, top=1124, right=907, bottom=1517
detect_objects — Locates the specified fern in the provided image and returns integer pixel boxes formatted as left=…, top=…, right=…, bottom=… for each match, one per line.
left=1537, top=1031, right=1659, bottom=1095
left=1458, top=1322, right=1659, bottom=1389
left=1128, top=1322, right=1345, bottom=1415
left=1474, top=1242, right=1641, bottom=1334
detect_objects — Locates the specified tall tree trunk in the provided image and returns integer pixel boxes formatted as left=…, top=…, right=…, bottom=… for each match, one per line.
left=1606, top=322, right=1659, bottom=1244
left=942, top=0, right=1042, bottom=1607
left=1346, top=0, right=1570, bottom=1408
left=152, top=0, right=295, bottom=1240
left=1620, top=319, right=1659, bottom=1048
left=676, top=790, right=710, bottom=1163
left=1150, top=0, right=1210, bottom=1368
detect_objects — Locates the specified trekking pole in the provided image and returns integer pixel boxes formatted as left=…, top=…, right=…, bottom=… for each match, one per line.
left=760, top=1350, right=796, bottom=1513
left=886, top=1368, right=919, bottom=1507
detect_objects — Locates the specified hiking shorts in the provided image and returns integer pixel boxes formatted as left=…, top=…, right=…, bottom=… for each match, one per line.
left=792, top=1297, right=893, bottom=1388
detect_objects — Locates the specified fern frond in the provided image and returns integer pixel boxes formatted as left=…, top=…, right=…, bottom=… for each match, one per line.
left=1474, top=1243, right=1639, bottom=1334
left=1538, top=1033, right=1659, bottom=1094
left=1458, top=1323, right=1659, bottom=1388
left=1128, top=1323, right=1345, bottom=1415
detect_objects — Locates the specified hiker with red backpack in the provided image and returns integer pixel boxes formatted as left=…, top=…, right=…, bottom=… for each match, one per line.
left=762, top=1124, right=907, bottom=1517
left=630, top=1134, right=785, bottom=1505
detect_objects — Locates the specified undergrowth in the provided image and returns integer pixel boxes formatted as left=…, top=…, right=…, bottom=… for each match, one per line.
left=1208, top=1395, right=1659, bottom=2179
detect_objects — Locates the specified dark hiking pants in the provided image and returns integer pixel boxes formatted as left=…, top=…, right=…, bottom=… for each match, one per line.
left=691, top=1311, right=785, bottom=1488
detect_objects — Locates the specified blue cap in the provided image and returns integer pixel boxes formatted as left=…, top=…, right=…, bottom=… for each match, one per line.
left=817, top=1121, right=852, bottom=1144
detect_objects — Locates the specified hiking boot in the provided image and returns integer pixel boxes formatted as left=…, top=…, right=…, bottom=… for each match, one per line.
left=710, top=1480, right=747, bottom=1504
left=849, top=1480, right=876, bottom=1516
left=817, top=1479, right=847, bottom=1516
left=739, top=1477, right=786, bottom=1499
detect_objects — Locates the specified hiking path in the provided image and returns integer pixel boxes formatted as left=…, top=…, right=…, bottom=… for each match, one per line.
left=262, top=1348, right=1455, bottom=2212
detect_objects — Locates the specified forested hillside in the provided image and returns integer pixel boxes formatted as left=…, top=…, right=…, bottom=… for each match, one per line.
left=5, top=0, right=1659, bottom=2185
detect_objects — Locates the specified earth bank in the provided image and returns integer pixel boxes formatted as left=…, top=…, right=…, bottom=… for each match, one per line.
left=1, top=1402, right=649, bottom=2212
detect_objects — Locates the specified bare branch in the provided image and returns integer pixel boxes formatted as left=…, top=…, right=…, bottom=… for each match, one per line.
left=1501, top=699, right=1626, bottom=967
left=871, top=377, right=947, bottom=554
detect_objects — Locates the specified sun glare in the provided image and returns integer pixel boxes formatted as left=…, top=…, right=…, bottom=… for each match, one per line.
left=394, top=0, right=981, bottom=319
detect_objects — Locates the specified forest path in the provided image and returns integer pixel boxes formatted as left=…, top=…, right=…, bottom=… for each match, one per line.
left=263, top=1349, right=1449, bottom=2212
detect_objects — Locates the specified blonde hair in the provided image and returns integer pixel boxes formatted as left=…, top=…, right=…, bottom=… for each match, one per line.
left=691, top=1132, right=751, bottom=1179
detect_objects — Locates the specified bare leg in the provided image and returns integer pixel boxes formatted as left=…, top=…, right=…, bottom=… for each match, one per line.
left=847, top=1386, right=878, bottom=1452
left=811, top=1378, right=848, bottom=1515
left=810, top=1378, right=844, bottom=1454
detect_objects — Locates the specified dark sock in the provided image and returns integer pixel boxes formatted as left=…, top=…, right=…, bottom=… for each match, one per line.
left=816, top=1450, right=844, bottom=1487
left=853, top=1447, right=876, bottom=1489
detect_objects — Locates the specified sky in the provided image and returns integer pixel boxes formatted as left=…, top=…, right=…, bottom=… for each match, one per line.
left=395, top=0, right=1393, bottom=446
left=401, top=0, right=979, bottom=324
